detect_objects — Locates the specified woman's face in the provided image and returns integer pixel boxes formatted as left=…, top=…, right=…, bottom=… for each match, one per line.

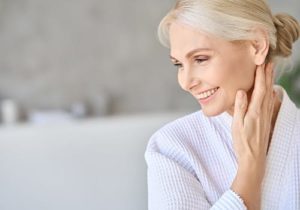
left=169, top=22, right=257, bottom=116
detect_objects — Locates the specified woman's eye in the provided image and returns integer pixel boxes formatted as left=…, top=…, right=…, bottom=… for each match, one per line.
left=195, top=57, right=209, bottom=63
left=173, top=63, right=183, bottom=68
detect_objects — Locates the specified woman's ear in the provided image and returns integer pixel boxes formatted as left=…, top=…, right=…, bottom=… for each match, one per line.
left=250, top=28, right=270, bottom=65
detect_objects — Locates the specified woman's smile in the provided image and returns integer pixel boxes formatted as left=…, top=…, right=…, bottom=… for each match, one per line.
left=196, top=87, right=220, bottom=105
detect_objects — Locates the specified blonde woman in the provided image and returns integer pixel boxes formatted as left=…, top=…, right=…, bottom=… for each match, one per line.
left=145, top=0, right=300, bottom=209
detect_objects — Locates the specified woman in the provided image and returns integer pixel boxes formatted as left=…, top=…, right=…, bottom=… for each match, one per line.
left=145, top=0, right=300, bottom=209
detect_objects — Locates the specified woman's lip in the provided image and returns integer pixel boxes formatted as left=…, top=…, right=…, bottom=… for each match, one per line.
left=197, top=87, right=219, bottom=105
left=197, top=87, right=219, bottom=95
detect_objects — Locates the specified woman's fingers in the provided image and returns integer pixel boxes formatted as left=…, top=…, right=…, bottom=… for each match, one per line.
left=233, top=90, right=248, bottom=129
left=262, top=63, right=274, bottom=116
left=267, top=91, right=276, bottom=140
left=248, top=64, right=267, bottom=118
left=259, top=63, right=274, bottom=149
left=268, top=66, right=276, bottom=113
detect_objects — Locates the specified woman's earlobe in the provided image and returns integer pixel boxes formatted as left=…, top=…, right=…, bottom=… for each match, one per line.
left=254, top=55, right=266, bottom=65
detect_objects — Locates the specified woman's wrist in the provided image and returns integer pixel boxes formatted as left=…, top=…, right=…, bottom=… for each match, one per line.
left=231, top=169, right=263, bottom=210
left=238, top=158, right=266, bottom=181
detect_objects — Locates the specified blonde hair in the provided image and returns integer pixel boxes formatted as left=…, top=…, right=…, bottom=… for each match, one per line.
left=158, top=0, right=300, bottom=63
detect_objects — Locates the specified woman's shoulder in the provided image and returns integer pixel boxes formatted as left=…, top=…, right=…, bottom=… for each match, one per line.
left=145, top=110, right=226, bottom=155
left=150, top=110, right=207, bottom=137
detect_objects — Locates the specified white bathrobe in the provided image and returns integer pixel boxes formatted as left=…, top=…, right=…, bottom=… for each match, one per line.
left=145, top=85, right=299, bottom=210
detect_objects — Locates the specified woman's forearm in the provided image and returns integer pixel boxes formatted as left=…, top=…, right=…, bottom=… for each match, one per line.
left=231, top=160, right=266, bottom=210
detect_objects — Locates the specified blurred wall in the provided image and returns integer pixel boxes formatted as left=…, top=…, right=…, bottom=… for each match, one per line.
left=0, top=0, right=299, bottom=117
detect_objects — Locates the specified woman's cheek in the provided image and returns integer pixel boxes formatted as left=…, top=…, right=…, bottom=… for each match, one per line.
left=207, top=69, right=227, bottom=87
left=177, top=72, right=185, bottom=90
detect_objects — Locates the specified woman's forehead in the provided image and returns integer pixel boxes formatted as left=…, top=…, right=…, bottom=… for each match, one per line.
left=169, top=23, right=217, bottom=56
left=170, top=23, right=236, bottom=59
left=169, top=22, right=214, bottom=44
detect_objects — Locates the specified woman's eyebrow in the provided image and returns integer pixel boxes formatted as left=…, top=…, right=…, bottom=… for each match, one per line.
left=169, top=56, right=179, bottom=62
left=170, top=48, right=212, bottom=61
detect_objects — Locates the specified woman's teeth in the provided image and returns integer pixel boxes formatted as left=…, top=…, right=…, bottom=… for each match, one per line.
left=196, top=87, right=219, bottom=100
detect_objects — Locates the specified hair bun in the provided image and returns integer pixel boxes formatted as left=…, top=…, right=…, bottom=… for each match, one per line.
left=272, top=13, right=300, bottom=57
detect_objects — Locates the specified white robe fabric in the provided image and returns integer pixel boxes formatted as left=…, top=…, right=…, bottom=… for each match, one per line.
left=145, top=85, right=300, bottom=210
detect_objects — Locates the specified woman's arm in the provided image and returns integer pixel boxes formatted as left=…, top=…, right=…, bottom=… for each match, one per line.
left=231, top=63, right=275, bottom=210
left=145, top=149, right=247, bottom=210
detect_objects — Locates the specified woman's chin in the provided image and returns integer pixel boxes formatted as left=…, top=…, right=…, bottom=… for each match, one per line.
left=201, top=107, right=225, bottom=117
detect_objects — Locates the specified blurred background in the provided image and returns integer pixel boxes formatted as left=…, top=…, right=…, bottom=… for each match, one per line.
left=0, top=0, right=299, bottom=123
left=0, top=0, right=299, bottom=210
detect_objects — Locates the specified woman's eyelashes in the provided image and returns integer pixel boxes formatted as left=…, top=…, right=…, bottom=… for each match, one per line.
left=173, top=63, right=183, bottom=68
left=172, top=56, right=209, bottom=70
left=194, top=56, right=209, bottom=64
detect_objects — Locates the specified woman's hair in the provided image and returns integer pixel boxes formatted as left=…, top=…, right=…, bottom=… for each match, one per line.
left=158, top=0, right=300, bottom=63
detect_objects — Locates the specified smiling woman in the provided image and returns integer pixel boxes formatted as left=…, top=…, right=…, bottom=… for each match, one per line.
left=145, top=0, right=300, bottom=210
left=168, top=23, right=257, bottom=116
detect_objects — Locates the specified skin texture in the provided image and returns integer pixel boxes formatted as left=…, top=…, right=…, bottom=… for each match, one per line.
left=169, top=22, right=282, bottom=210
left=170, top=22, right=259, bottom=116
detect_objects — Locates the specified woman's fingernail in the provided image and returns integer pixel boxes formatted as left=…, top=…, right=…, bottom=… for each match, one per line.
left=238, top=91, right=246, bottom=109
left=238, top=90, right=244, bottom=99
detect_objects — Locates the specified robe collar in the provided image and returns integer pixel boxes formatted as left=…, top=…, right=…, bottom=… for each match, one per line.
left=261, top=85, right=298, bottom=209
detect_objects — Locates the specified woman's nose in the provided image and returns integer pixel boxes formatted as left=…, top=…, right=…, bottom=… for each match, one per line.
left=179, top=68, right=199, bottom=92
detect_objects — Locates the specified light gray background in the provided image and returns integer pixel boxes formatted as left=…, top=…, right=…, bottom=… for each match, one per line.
left=0, top=0, right=299, bottom=117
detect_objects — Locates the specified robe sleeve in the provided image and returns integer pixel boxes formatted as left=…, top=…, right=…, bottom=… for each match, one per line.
left=145, top=132, right=247, bottom=210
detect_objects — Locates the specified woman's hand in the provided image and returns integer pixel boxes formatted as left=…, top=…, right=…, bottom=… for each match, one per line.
left=230, top=63, right=276, bottom=210
left=232, top=62, right=275, bottom=166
